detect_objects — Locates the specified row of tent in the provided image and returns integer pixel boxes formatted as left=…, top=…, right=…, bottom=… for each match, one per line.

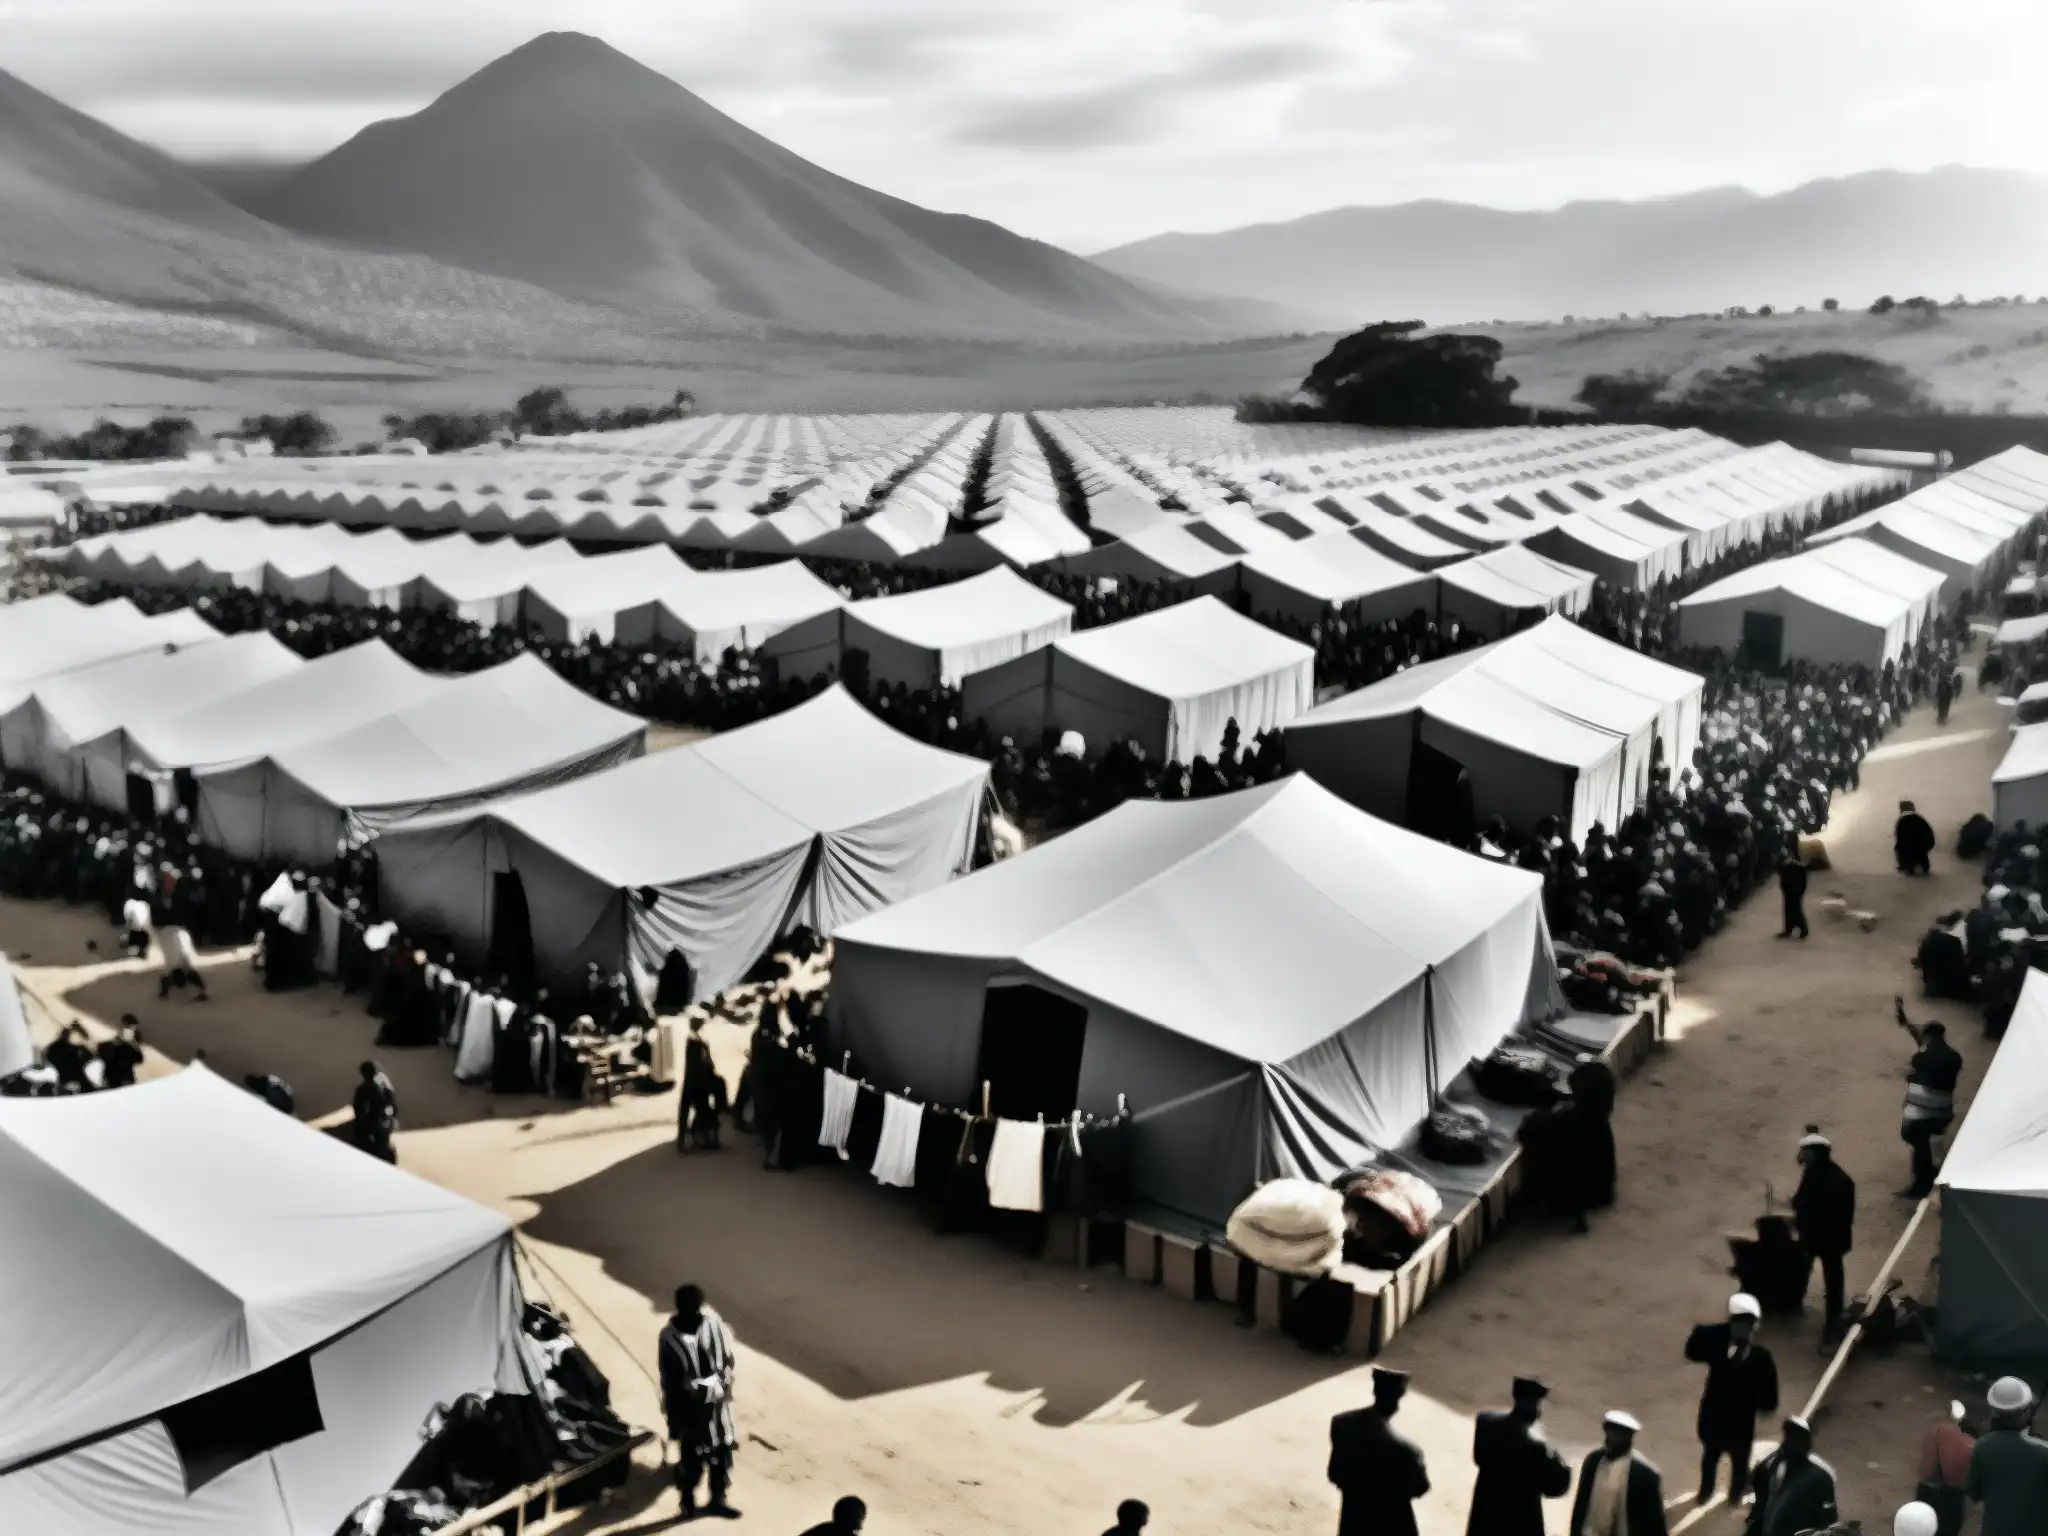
left=1679, top=446, right=2048, bottom=670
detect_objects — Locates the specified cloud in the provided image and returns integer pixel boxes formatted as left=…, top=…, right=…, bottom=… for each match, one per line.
left=950, top=39, right=1329, bottom=149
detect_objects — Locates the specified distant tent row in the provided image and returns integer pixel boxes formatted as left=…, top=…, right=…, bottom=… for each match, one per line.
left=0, top=594, right=219, bottom=715
left=1677, top=540, right=1952, bottom=670
left=376, top=687, right=990, bottom=1006
left=828, top=776, right=1565, bottom=1228
left=765, top=566, right=1075, bottom=690
left=1285, top=615, right=1705, bottom=843
left=60, top=516, right=850, bottom=659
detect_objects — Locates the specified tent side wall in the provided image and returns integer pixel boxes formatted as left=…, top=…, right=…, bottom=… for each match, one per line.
left=1046, top=649, right=1176, bottom=761
left=961, top=648, right=1057, bottom=750
left=374, top=816, right=507, bottom=975
left=621, top=842, right=815, bottom=1007
left=1283, top=714, right=1417, bottom=825
left=197, top=760, right=349, bottom=867
left=1994, top=768, right=2048, bottom=832
left=345, top=731, right=647, bottom=847
left=841, top=614, right=943, bottom=692
left=1418, top=715, right=1587, bottom=840
left=797, top=777, right=991, bottom=938
left=758, top=609, right=845, bottom=684
left=1936, top=1191, right=2048, bottom=1373
left=937, top=611, right=1075, bottom=689
left=828, top=943, right=1000, bottom=1106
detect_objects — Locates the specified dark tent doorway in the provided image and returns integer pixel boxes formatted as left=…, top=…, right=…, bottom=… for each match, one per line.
left=173, top=767, right=200, bottom=819
left=1406, top=739, right=1474, bottom=845
left=488, top=870, right=534, bottom=992
left=976, top=983, right=1087, bottom=1121
left=125, top=771, right=156, bottom=824
left=1740, top=609, right=1785, bottom=671
left=654, top=947, right=695, bottom=1013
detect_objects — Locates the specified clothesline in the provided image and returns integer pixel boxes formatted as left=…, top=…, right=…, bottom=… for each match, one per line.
left=779, top=1034, right=1128, bottom=1136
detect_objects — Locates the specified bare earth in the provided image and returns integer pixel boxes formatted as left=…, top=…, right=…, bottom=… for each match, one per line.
left=0, top=684, right=2008, bottom=1536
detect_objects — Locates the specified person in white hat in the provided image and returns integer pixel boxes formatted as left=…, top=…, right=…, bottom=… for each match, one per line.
left=1569, top=1411, right=1666, bottom=1536
left=1913, top=1397, right=1973, bottom=1536
left=1892, top=1501, right=1938, bottom=1536
left=1685, top=1293, right=1779, bottom=1506
left=1967, top=1377, right=2048, bottom=1536
left=1748, top=1416, right=1838, bottom=1536
left=1791, top=1127, right=1856, bottom=1341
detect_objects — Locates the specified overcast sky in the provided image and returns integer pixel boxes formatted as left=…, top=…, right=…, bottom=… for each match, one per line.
left=7, top=0, right=2046, bottom=252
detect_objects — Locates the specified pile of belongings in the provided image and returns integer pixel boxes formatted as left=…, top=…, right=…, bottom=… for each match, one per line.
left=1555, top=943, right=1670, bottom=1016
left=1336, top=1166, right=1443, bottom=1269
left=1421, top=1104, right=1499, bottom=1165
left=1226, top=1178, right=1348, bottom=1277
left=335, top=1303, right=632, bottom=1535
left=1471, top=1043, right=1562, bottom=1108
left=1957, top=813, right=1995, bottom=860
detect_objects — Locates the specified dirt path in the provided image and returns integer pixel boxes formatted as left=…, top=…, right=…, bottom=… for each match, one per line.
left=1, top=685, right=2009, bottom=1536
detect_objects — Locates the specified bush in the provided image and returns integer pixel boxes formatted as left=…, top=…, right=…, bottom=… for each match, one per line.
left=1822, top=298, right=1839, bottom=312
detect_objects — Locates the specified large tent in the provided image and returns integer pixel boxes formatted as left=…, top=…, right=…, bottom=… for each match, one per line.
left=0, top=601, right=219, bottom=714
left=1236, top=533, right=1439, bottom=627
left=1060, top=521, right=1247, bottom=595
left=636, top=561, right=847, bottom=662
left=1805, top=504, right=2005, bottom=604
left=1528, top=505, right=1690, bottom=589
left=1937, top=969, right=2048, bottom=1372
left=198, top=655, right=646, bottom=866
left=517, top=545, right=701, bottom=643
left=763, top=565, right=1074, bottom=689
left=829, top=776, right=1564, bottom=1229
left=1675, top=545, right=1944, bottom=669
left=1435, top=545, right=1597, bottom=638
left=1, top=631, right=303, bottom=811
left=0, top=1066, right=532, bottom=1536
left=124, top=641, right=448, bottom=780
left=961, top=595, right=1316, bottom=764
left=1285, top=615, right=1704, bottom=844
left=373, top=686, right=990, bottom=1004
left=1992, top=724, right=2048, bottom=832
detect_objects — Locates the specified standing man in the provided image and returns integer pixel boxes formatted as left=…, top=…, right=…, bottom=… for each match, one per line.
left=1329, top=1367, right=1429, bottom=1536
left=1791, top=1128, right=1855, bottom=1341
left=97, top=1016, right=144, bottom=1090
left=1569, top=1411, right=1667, bottom=1536
left=1777, top=851, right=1809, bottom=940
left=658, top=1284, right=739, bottom=1521
left=1895, top=800, right=1936, bottom=876
left=1894, top=998, right=1962, bottom=1199
left=1915, top=1400, right=1974, bottom=1536
left=1967, top=1377, right=2048, bottom=1536
left=351, top=1060, right=399, bottom=1164
left=1935, top=667, right=1955, bottom=726
left=1746, top=1417, right=1839, bottom=1536
left=1468, top=1376, right=1572, bottom=1536
left=1685, top=1293, right=1779, bottom=1507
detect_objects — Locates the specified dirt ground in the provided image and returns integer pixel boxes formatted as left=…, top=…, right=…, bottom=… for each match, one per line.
left=1, top=681, right=2014, bottom=1536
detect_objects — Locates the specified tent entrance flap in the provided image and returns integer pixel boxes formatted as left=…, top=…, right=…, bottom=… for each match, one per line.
left=159, top=1352, right=325, bottom=1494
left=1406, top=738, right=1474, bottom=844
left=978, top=982, right=1087, bottom=1120
left=488, top=870, right=535, bottom=992
left=123, top=771, right=154, bottom=824
left=1740, top=609, right=1784, bottom=671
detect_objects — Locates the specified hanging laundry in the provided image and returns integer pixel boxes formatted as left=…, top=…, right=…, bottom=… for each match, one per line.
left=987, top=1118, right=1048, bottom=1212
left=872, top=1093, right=923, bottom=1188
left=454, top=990, right=496, bottom=1082
left=818, top=1068, right=858, bottom=1158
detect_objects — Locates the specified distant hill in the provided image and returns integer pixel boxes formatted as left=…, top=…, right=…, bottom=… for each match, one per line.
left=1093, top=169, right=2048, bottom=328
left=251, top=32, right=1279, bottom=340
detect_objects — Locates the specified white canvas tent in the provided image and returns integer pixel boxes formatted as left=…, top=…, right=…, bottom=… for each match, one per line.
left=1992, top=723, right=2048, bottom=832
left=961, top=595, right=1316, bottom=764
left=1528, top=505, right=1690, bottom=589
left=1285, top=615, right=1704, bottom=844
left=829, top=776, right=1564, bottom=1229
left=0, top=952, right=31, bottom=1080
left=763, top=565, right=1074, bottom=689
left=0, top=602, right=219, bottom=715
left=124, top=642, right=447, bottom=780
left=1236, top=533, right=1439, bottom=627
left=0, top=481, right=64, bottom=528
left=517, top=545, right=700, bottom=644
left=638, top=561, right=847, bottom=662
left=1805, top=504, right=2004, bottom=603
left=374, top=687, right=989, bottom=1004
left=1937, top=969, right=2048, bottom=1371
left=1435, top=545, right=1597, bottom=638
left=197, top=655, right=646, bottom=866
left=0, top=1066, right=532, bottom=1536
left=1061, top=521, right=1246, bottom=595
left=1676, top=545, right=1943, bottom=669
left=2, top=631, right=303, bottom=810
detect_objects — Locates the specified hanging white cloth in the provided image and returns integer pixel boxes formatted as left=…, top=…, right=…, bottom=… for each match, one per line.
left=647, top=1020, right=678, bottom=1086
left=278, top=890, right=310, bottom=935
left=363, top=921, right=397, bottom=953
left=454, top=991, right=496, bottom=1081
left=314, top=893, right=343, bottom=977
left=819, top=1069, right=858, bottom=1158
left=872, top=1094, right=923, bottom=1188
left=257, top=872, right=293, bottom=914
left=986, top=1118, right=1047, bottom=1212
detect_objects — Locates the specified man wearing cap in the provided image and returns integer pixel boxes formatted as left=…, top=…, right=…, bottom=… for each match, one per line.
left=1468, top=1376, right=1572, bottom=1536
left=1685, top=1293, right=1779, bottom=1506
left=1569, top=1412, right=1667, bottom=1536
left=1893, top=997, right=1962, bottom=1199
left=1746, top=1417, right=1837, bottom=1536
left=1791, top=1128, right=1856, bottom=1340
left=1329, top=1367, right=1429, bottom=1536
left=1967, top=1376, right=2048, bottom=1536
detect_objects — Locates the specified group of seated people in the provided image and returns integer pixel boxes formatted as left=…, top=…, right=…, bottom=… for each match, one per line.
left=1920, top=817, right=2048, bottom=1038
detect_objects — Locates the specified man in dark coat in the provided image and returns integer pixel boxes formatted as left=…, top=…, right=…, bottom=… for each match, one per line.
left=657, top=1283, right=738, bottom=1520
left=1894, top=998, right=1962, bottom=1198
left=1747, top=1417, right=1839, bottom=1536
left=1468, top=1376, right=1572, bottom=1536
left=1569, top=1411, right=1667, bottom=1536
left=1895, top=800, right=1936, bottom=875
left=1685, top=1292, right=1779, bottom=1504
left=351, top=1060, right=399, bottom=1163
left=1777, top=852, right=1809, bottom=939
left=1791, top=1128, right=1856, bottom=1340
left=1329, top=1367, right=1429, bottom=1536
